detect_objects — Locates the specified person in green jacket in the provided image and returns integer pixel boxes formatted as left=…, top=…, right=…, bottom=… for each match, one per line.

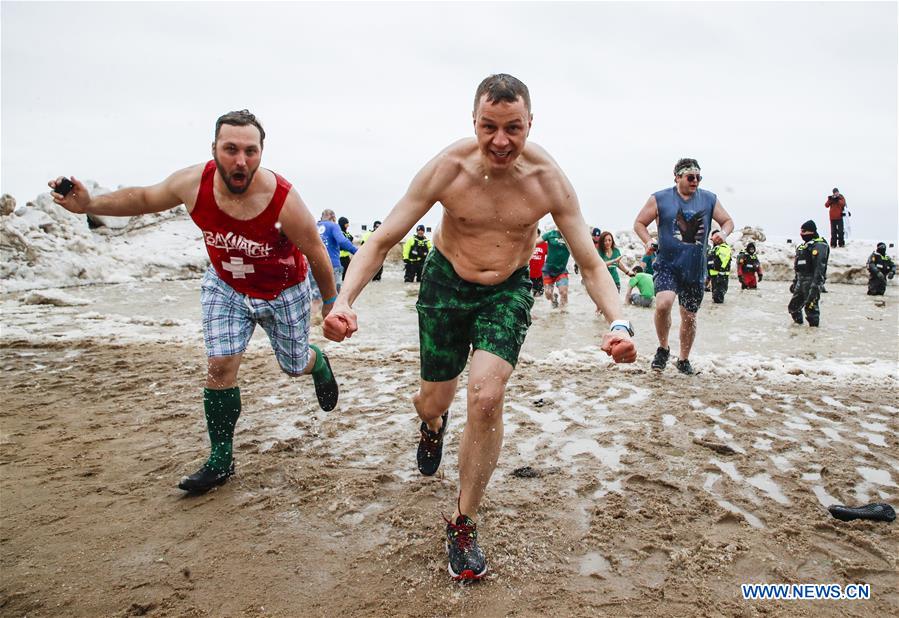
left=706, top=231, right=732, bottom=303
left=403, top=224, right=432, bottom=282
left=626, top=265, right=655, bottom=307
left=541, top=227, right=571, bottom=308
left=597, top=231, right=633, bottom=292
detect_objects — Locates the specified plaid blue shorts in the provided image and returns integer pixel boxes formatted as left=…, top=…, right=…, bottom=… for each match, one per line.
left=307, top=263, right=342, bottom=301
left=200, top=267, right=312, bottom=375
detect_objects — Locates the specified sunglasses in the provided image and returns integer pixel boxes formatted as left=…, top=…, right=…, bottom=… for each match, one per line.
left=685, top=174, right=702, bottom=182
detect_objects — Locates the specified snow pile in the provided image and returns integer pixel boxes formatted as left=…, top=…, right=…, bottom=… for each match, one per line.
left=1, top=185, right=893, bottom=294
left=1, top=185, right=208, bottom=293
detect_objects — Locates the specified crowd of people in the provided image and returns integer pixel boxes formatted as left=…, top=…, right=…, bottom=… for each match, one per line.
left=288, top=191, right=893, bottom=328
left=46, top=73, right=894, bottom=586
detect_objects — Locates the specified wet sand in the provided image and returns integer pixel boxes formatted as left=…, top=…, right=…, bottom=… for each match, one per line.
left=1, top=275, right=897, bottom=616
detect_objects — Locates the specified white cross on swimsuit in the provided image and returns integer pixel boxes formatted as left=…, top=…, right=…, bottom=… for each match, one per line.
left=222, top=256, right=255, bottom=279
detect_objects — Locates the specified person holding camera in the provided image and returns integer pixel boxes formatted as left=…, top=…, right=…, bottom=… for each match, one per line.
left=641, top=241, right=658, bottom=276
left=48, top=110, right=341, bottom=493
left=825, top=188, right=848, bottom=248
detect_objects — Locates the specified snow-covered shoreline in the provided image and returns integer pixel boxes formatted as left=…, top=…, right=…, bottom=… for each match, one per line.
left=1, top=187, right=895, bottom=294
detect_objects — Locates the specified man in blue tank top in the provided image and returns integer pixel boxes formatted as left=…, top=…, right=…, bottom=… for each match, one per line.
left=633, top=158, right=734, bottom=374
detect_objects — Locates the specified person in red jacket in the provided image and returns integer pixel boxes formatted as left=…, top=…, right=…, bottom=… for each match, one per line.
left=825, top=188, right=848, bottom=248
left=737, top=242, right=763, bottom=289
left=48, top=110, right=340, bottom=493
left=529, top=229, right=548, bottom=297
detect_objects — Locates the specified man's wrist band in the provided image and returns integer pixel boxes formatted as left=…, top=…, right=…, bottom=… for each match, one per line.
left=323, top=295, right=337, bottom=305
left=610, top=319, right=635, bottom=336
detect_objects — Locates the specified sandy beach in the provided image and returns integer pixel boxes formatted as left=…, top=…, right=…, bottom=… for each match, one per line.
left=1, top=195, right=898, bottom=616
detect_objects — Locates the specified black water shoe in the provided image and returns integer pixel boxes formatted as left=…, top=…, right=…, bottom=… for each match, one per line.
left=178, top=462, right=235, bottom=493
left=312, top=351, right=339, bottom=411
left=828, top=503, right=895, bottom=523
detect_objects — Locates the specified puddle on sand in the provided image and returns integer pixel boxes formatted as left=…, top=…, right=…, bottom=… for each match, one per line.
left=517, top=434, right=543, bottom=460
left=559, top=438, right=627, bottom=471
left=856, top=466, right=897, bottom=487
left=703, top=471, right=765, bottom=527
left=858, top=420, right=889, bottom=432
left=727, top=402, right=757, bottom=418
left=715, top=499, right=765, bottom=529
left=769, top=455, right=793, bottom=471
left=338, top=502, right=385, bottom=526
left=747, top=473, right=790, bottom=505
left=508, top=402, right=569, bottom=434
left=811, top=485, right=840, bottom=508
left=753, top=437, right=773, bottom=451
left=856, top=432, right=887, bottom=447
left=591, top=477, right=623, bottom=499
left=579, top=551, right=611, bottom=577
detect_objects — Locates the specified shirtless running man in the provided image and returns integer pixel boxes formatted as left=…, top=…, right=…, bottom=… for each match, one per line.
left=322, top=74, right=637, bottom=580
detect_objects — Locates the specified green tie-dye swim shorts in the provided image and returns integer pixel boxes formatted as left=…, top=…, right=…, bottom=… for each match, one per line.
left=416, top=247, right=534, bottom=382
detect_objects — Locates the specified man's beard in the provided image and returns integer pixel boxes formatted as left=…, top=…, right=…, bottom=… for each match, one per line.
left=214, top=156, right=257, bottom=195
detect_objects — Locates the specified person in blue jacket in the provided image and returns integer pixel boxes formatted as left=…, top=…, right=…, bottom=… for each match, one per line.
left=309, top=208, right=357, bottom=315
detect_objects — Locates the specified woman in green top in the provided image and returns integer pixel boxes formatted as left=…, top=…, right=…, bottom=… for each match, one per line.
left=598, top=231, right=634, bottom=292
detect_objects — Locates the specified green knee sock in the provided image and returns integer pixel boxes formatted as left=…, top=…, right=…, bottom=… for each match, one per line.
left=204, top=387, right=241, bottom=472
left=308, top=344, right=329, bottom=379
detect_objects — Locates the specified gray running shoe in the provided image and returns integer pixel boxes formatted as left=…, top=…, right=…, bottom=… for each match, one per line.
left=675, top=359, right=695, bottom=375
left=651, top=346, right=670, bottom=371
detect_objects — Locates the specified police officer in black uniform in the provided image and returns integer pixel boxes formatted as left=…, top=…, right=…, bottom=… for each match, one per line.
left=788, top=220, right=829, bottom=327
left=867, top=242, right=896, bottom=296
left=403, top=224, right=431, bottom=283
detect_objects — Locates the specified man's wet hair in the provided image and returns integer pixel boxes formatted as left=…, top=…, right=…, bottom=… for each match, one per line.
left=215, top=109, right=266, bottom=146
left=632, top=265, right=644, bottom=274
left=674, top=158, right=700, bottom=175
left=474, top=74, right=531, bottom=114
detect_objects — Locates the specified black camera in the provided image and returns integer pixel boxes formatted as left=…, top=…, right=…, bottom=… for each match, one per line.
left=55, top=177, right=74, bottom=197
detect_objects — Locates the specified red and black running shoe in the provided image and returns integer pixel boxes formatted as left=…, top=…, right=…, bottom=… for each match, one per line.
left=417, top=411, right=448, bottom=476
left=445, top=514, right=487, bottom=581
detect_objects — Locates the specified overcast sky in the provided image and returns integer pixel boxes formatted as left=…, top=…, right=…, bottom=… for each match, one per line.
left=2, top=1, right=896, bottom=241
